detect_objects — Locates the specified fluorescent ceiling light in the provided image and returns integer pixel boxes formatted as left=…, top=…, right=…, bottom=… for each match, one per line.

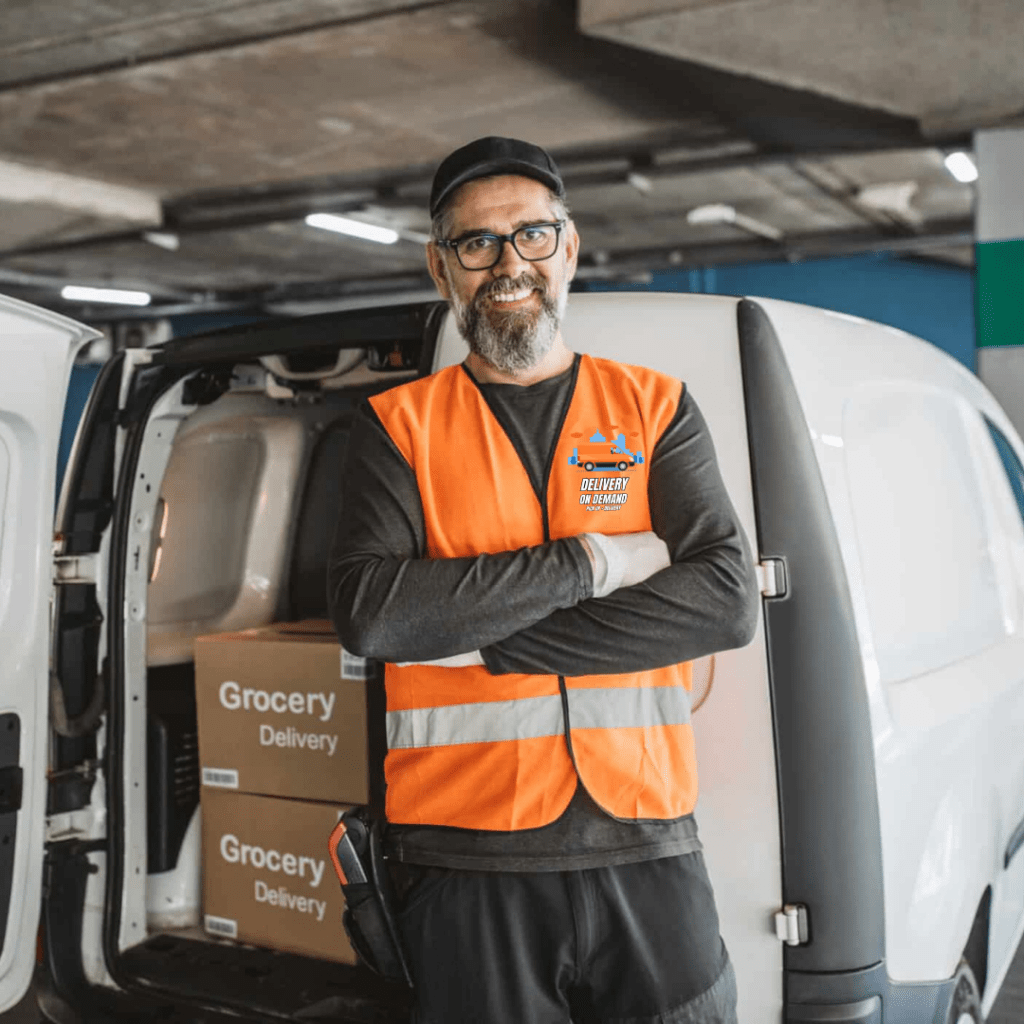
left=687, top=203, right=737, bottom=226
left=305, top=213, right=399, bottom=244
left=944, top=152, right=978, bottom=183
left=61, top=285, right=151, bottom=306
left=143, top=231, right=180, bottom=251
left=687, top=202, right=782, bottom=241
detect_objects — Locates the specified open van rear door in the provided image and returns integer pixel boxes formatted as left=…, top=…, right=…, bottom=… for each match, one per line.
left=0, top=294, right=101, bottom=1011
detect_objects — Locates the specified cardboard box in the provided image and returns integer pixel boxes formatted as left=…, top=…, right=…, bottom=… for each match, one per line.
left=201, top=787, right=357, bottom=964
left=195, top=620, right=369, bottom=804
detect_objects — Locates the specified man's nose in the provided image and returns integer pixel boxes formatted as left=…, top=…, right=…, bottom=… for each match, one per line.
left=492, top=237, right=531, bottom=278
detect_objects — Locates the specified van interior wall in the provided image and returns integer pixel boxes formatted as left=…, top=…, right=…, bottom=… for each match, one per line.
left=579, top=253, right=976, bottom=371
left=140, top=373, right=359, bottom=945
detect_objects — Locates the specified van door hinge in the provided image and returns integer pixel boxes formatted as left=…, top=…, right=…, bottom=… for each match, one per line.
left=756, top=558, right=787, bottom=598
left=46, top=804, right=106, bottom=844
left=53, top=552, right=100, bottom=585
left=774, top=903, right=809, bottom=946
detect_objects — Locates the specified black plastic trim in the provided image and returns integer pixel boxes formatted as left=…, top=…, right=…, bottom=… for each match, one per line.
left=57, top=353, right=123, bottom=555
left=737, top=299, right=885, bottom=972
left=41, top=841, right=93, bottom=1004
left=153, top=301, right=443, bottom=366
left=787, top=963, right=955, bottom=1024
left=0, top=715, right=20, bottom=958
left=963, top=887, right=991, bottom=1000
left=51, top=353, right=125, bottom=815
left=42, top=357, right=130, bottom=997
left=1005, top=814, right=1024, bottom=870
left=787, top=996, right=880, bottom=1023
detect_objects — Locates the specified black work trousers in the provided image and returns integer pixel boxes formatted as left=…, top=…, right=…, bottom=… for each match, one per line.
left=396, top=851, right=738, bottom=1024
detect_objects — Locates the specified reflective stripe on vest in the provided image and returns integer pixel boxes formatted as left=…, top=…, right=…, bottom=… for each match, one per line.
left=387, top=685, right=691, bottom=750
left=371, top=353, right=698, bottom=830
left=387, top=693, right=564, bottom=750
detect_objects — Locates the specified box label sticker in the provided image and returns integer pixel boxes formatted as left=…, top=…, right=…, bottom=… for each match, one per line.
left=341, top=651, right=368, bottom=680
left=204, top=914, right=238, bottom=938
left=202, top=767, right=239, bottom=789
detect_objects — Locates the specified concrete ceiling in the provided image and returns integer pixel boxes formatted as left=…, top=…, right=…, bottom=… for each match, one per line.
left=579, top=0, right=1024, bottom=136
left=0, top=0, right=998, bottom=317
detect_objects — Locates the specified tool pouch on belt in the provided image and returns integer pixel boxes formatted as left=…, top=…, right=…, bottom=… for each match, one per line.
left=328, top=808, right=413, bottom=988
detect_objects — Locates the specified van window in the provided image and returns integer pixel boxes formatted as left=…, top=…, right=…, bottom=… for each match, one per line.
left=985, top=419, right=1024, bottom=524
left=148, top=431, right=264, bottom=624
left=844, top=386, right=1006, bottom=683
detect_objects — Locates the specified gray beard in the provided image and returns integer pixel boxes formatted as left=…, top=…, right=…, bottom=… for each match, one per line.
left=451, top=273, right=568, bottom=374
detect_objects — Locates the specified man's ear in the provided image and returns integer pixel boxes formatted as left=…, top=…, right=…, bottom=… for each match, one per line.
left=563, top=219, right=581, bottom=284
left=426, top=242, right=452, bottom=300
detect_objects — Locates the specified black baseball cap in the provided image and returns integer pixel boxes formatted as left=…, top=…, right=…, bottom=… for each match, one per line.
left=429, top=136, right=565, bottom=218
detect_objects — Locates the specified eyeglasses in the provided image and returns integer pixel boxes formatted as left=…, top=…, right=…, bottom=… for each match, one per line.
left=437, top=221, right=565, bottom=271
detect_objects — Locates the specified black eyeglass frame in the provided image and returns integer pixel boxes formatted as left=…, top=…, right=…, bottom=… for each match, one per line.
left=436, top=220, right=567, bottom=271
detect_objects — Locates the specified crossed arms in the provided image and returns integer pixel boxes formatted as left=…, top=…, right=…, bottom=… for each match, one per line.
left=327, top=389, right=759, bottom=677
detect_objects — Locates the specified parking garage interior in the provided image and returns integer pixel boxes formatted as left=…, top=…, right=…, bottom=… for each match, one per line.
left=2, top=2, right=1024, bottom=1022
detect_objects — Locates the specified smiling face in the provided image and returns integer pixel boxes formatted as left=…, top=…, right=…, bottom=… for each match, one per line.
left=427, top=175, right=579, bottom=380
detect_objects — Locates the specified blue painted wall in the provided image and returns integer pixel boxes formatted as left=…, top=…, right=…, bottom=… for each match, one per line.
left=580, top=252, right=977, bottom=370
left=57, top=363, right=102, bottom=496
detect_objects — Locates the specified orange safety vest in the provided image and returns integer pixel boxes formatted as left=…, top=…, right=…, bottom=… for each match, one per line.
left=369, top=354, right=697, bottom=830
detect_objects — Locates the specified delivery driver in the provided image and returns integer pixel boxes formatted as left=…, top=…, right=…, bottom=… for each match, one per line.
left=328, top=136, right=759, bottom=1024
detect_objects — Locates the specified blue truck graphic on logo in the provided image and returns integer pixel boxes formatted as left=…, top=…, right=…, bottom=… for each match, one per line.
left=568, top=431, right=644, bottom=470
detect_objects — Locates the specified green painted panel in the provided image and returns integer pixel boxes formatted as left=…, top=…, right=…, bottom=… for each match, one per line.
left=977, top=238, right=1024, bottom=347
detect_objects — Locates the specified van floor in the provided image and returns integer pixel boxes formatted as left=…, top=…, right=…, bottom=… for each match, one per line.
left=119, top=930, right=412, bottom=1023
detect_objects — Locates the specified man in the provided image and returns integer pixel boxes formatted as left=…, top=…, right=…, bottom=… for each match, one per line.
left=328, top=136, right=758, bottom=1024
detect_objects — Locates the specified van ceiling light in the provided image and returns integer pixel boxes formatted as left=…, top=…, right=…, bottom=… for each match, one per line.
left=944, top=152, right=978, bottom=184
left=305, top=213, right=399, bottom=245
left=61, top=285, right=151, bottom=306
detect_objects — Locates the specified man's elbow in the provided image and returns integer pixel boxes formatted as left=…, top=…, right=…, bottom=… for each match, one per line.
left=332, top=616, right=371, bottom=658
left=327, top=590, right=386, bottom=658
left=714, top=564, right=760, bottom=651
left=728, top=598, right=760, bottom=650
left=327, top=574, right=381, bottom=658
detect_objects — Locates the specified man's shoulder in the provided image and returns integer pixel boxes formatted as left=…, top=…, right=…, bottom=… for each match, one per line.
left=584, top=354, right=684, bottom=396
left=368, top=364, right=465, bottom=415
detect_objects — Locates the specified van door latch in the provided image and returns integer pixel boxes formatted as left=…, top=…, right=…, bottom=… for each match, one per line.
left=774, top=903, right=809, bottom=946
left=756, top=558, right=787, bottom=598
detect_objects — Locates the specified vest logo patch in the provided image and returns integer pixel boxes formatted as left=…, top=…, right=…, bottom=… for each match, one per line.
left=567, top=429, right=643, bottom=512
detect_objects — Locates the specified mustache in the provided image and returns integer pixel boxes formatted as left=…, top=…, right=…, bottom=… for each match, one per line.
left=475, top=273, right=544, bottom=304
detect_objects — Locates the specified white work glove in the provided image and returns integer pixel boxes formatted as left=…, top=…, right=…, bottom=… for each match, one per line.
left=395, top=650, right=485, bottom=668
left=582, top=531, right=671, bottom=598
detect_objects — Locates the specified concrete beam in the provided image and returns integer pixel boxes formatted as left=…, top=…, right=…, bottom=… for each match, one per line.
left=0, top=0, right=448, bottom=92
left=579, top=0, right=1024, bottom=135
left=0, top=159, right=161, bottom=225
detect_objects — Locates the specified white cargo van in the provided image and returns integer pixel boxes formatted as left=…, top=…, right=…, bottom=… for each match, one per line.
left=0, top=289, right=1022, bottom=1024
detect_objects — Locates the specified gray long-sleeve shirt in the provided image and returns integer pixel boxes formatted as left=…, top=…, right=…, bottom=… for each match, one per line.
left=328, top=354, right=758, bottom=870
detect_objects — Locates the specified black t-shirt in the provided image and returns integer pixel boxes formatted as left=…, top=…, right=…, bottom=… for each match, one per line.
left=328, top=354, right=758, bottom=870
